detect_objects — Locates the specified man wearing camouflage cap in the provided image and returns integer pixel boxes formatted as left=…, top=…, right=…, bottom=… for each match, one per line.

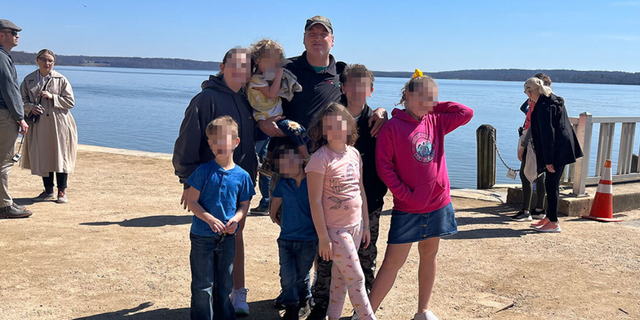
left=258, top=15, right=388, bottom=320
left=0, top=19, right=32, bottom=218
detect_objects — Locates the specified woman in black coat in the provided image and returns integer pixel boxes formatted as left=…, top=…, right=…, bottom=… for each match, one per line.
left=525, top=77, right=583, bottom=233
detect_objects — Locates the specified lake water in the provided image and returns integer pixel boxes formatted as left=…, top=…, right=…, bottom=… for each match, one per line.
left=15, top=65, right=640, bottom=189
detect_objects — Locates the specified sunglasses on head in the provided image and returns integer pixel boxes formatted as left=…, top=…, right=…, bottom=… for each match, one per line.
left=1, top=30, right=19, bottom=36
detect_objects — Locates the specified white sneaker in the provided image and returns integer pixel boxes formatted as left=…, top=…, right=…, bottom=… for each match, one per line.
left=414, top=310, right=439, bottom=320
left=230, top=288, right=250, bottom=315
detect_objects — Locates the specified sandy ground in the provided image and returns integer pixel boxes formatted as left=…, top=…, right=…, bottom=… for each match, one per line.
left=1, top=147, right=639, bottom=320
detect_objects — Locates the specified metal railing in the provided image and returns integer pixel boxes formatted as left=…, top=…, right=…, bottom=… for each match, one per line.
left=568, top=112, right=640, bottom=196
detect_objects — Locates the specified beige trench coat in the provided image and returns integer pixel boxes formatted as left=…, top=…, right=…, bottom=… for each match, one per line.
left=19, top=70, right=78, bottom=176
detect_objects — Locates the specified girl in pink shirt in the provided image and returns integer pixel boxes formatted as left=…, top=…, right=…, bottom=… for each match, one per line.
left=305, top=102, right=376, bottom=320
left=369, top=70, right=473, bottom=320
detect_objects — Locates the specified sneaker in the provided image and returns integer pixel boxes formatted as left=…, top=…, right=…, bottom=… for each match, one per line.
left=57, top=191, right=68, bottom=204
left=535, top=221, right=562, bottom=233
left=349, top=311, right=361, bottom=320
left=35, top=191, right=56, bottom=201
left=230, top=288, right=250, bottom=315
left=299, top=298, right=311, bottom=318
left=306, top=304, right=327, bottom=320
left=257, top=157, right=273, bottom=177
left=530, top=217, right=550, bottom=228
left=511, top=210, right=532, bottom=222
left=531, top=209, right=546, bottom=220
left=250, top=204, right=269, bottom=215
left=273, top=292, right=285, bottom=310
left=0, top=204, right=33, bottom=219
left=414, top=310, right=440, bottom=320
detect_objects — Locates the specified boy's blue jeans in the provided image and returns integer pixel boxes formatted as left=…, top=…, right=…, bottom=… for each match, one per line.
left=277, top=238, right=318, bottom=307
left=190, top=233, right=236, bottom=320
left=276, top=119, right=309, bottom=149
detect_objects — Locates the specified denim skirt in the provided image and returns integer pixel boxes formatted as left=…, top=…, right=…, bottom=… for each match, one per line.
left=387, top=202, right=458, bottom=244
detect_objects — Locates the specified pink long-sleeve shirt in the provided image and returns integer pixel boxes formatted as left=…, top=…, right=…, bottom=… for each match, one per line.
left=376, top=102, right=474, bottom=214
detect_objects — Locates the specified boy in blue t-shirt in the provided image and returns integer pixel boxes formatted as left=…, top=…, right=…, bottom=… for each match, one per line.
left=269, top=145, right=318, bottom=320
left=186, top=116, right=255, bottom=320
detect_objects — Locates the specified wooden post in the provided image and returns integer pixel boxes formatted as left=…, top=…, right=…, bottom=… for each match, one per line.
left=572, top=112, right=593, bottom=196
left=477, top=124, right=496, bottom=189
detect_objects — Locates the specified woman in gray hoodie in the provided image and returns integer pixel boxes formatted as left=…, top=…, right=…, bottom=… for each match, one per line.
left=172, top=47, right=257, bottom=316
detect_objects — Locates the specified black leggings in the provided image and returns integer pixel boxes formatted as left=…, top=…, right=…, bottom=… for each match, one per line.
left=43, top=172, right=68, bottom=192
left=544, top=169, right=564, bottom=223
left=519, top=148, right=546, bottom=211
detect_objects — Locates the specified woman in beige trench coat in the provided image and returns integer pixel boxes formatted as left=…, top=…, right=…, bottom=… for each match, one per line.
left=20, top=49, right=77, bottom=203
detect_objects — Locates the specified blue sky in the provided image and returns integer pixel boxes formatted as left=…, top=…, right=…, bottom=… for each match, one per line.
left=5, top=0, right=640, bottom=72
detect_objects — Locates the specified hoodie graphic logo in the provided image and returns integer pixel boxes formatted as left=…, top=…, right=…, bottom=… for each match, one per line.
left=411, top=132, right=434, bottom=163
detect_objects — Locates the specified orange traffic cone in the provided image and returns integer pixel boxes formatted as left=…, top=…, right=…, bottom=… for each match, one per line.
left=581, top=159, right=621, bottom=222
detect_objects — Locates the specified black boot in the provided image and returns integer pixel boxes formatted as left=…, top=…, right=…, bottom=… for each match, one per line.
left=283, top=305, right=301, bottom=320
left=305, top=304, right=327, bottom=320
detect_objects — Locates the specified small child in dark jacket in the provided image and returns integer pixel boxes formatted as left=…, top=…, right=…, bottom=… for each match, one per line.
left=269, top=144, right=318, bottom=320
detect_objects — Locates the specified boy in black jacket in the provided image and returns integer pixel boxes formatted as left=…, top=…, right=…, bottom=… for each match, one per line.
left=341, top=64, right=388, bottom=294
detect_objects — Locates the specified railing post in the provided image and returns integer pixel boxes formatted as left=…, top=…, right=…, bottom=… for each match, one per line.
left=618, top=123, right=636, bottom=174
left=572, top=112, right=592, bottom=196
left=477, top=124, right=496, bottom=189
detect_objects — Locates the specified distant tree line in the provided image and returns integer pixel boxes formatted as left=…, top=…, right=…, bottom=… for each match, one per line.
left=11, top=51, right=221, bottom=71
left=11, top=51, right=640, bottom=85
left=374, top=69, right=640, bottom=85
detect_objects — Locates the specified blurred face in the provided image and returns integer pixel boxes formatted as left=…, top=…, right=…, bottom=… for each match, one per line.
left=524, top=83, right=541, bottom=103
left=207, top=126, right=239, bottom=157
left=258, top=53, right=280, bottom=75
left=322, top=113, right=349, bottom=145
left=342, top=77, right=373, bottom=106
left=275, top=150, right=303, bottom=178
left=221, top=51, right=251, bottom=85
left=303, top=24, right=334, bottom=58
left=0, top=29, right=19, bottom=49
left=405, top=81, right=438, bottom=118
left=37, top=53, right=55, bottom=74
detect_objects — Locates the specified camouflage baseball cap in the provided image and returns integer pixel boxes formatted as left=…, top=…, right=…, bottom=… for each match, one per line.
left=0, top=19, right=22, bottom=32
left=305, top=15, right=333, bottom=34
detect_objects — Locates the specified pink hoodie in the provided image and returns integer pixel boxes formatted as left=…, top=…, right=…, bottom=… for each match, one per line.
left=376, top=101, right=473, bottom=214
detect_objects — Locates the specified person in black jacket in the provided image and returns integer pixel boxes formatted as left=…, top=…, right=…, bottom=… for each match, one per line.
left=525, top=77, right=583, bottom=233
left=511, top=73, right=551, bottom=222
left=255, top=16, right=389, bottom=320
left=172, top=47, right=257, bottom=316
left=341, top=64, right=388, bottom=297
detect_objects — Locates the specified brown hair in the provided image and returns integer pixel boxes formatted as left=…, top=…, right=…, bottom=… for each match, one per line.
left=205, top=116, right=239, bottom=138
left=249, top=39, right=285, bottom=72
left=36, top=49, right=55, bottom=62
left=534, top=73, right=552, bottom=87
left=342, top=63, right=374, bottom=89
left=307, top=102, right=359, bottom=152
left=397, top=75, right=438, bottom=106
left=216, top=47, right=250, bottom=77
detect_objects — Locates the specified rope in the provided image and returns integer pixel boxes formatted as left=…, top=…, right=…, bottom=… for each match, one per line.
left=491, top=131, right=520, bottom=173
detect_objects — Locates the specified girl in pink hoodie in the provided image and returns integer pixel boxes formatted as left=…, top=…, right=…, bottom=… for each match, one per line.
left=369, top=70, right=473, bottom=320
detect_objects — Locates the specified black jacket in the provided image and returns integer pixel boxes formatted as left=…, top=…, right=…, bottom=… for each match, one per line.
left=172, top=75, right=257, bottom=187
left=530, top=93, right=583, bottom=173
left=281, top=51, right=345, bottom=129
left=353, top=104, right=388, bottom=212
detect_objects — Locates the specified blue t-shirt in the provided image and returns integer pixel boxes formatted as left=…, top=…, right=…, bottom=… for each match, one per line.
left=272, top=177, right=317, bottom=241
left=186, top=161, right=255, bottom=237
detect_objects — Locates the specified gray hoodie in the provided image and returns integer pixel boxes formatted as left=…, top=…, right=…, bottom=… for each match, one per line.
left=172, top=75, right=257, bottom=187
